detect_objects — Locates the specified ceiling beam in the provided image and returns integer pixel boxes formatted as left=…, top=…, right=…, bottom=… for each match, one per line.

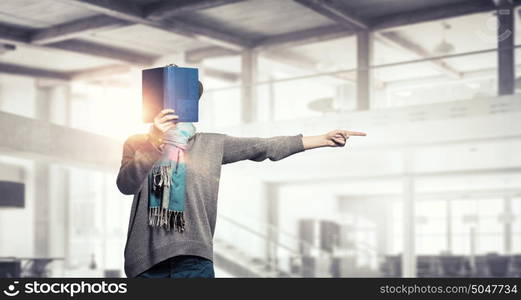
left=186, top=24, right=355, bottom=61
left=0, top=22, right=156, bottom=66
left=30, top=15, right=130, bottom=45
left=0, top=62, right=70, bottom=80
left=292, top=0, right=462, bottom=79
left=185, top=45, right=358, bottom=85
left=0, top=22, right=29, bottom=44
left=383, top=65, right=521, bottom=91
left=170, top=18, right=254, bottom=49
left=60, top=0, right=251, bottom=50
left=203, top=67, right=240, bottom=82
left=186, top=46, right=238, bottom=63
left=253, top=25, right=352, bottom=50
left=69, top=63, right=240, bottom=83
left=294, top=0, right=368, bottom=30
left=56, top=0, right=188, bottom=31
left=46, top=39, right=155, bottom=66
left=184, top=45, right=355, bottom=84
left=69, top=64, right=133, bottom=81
left=262, top=50, right=357, bottom=85
left=58, top=0, right=144, bottom=22
left=376, top=31, right=462, bottom=79
left=144, top=0, right=246, bottom=20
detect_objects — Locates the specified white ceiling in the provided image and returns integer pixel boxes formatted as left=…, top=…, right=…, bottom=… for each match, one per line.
left=79, top=24, right=214, bottom=57
left=0, top=45, right=119, bottom=72
left=0, top=1, right=518, bottom=86
left=0, top=0, right=97, bottom=28
left=176, top=0, right=337, bottom=40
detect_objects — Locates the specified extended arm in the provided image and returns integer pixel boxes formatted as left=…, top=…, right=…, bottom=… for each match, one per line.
left=221, top=129, right=366, bottom=165
left=222, top=134, right=305, bottom=165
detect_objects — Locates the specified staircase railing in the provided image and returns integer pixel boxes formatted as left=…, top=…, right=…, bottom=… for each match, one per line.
left=216, top=214, right=300, bottom=277
left=216, top=214, right=384, bottom=277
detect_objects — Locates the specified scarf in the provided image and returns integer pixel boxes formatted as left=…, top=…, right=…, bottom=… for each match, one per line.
left=147, top=122, right=196, bottom=232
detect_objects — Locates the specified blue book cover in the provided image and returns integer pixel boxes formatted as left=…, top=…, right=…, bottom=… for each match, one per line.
left=142, top=65, right=199, bottom=123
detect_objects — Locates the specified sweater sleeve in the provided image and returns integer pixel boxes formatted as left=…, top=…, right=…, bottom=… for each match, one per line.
left=116, top=135, right=162, bottom=195
left=221, top=133, right=305, bottom=165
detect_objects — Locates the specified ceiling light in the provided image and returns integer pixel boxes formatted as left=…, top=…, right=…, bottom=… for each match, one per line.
left=307, top=97, right=335, bottom=113
left=0, top=43, right=15, bottom=55
left=433, top=22, right=455, bottom=55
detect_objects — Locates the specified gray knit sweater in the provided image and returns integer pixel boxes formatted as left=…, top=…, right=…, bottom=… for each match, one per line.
left=116, top=131, right=305, bottom=278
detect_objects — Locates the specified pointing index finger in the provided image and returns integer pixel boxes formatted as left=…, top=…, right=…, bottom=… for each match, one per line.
left=347, top=131, right=367, bottom=136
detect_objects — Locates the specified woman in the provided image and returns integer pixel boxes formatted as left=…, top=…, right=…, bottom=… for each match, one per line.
left=116, top=83, right=366, bottom=278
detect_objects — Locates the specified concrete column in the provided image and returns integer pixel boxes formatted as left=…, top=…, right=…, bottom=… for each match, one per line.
left=356, top=31, right=373, bottom=110
left=401, top=148, right=416, bottom=277
left=335, top=84, right=356, bottom=111
left=49, top=166, right=70, bottom=274
left=0, top=75, right=3, bottom=110
left=265, top=182, right=279, bottom=271
left=62, top=84, right=72, bottom=127
left=57, top=84, right=72, bottom=271
left=497, top=0, right=515, bottom=95
left=33, top=85, right=52, bottom=258
left=241, top=50, right=258, bottom=123
left=504, top=197, right=512, bottom=254
left=34, top=83, right=72, bottom=275
left=402, top=176, right=416, bottom=277
left=33, top=162, right=51, bottom=258
left=446, top=199, right=452, bottom=254
left=35, top=86, right=51, bottom=122
left=268, top=76, right=275, bottom=121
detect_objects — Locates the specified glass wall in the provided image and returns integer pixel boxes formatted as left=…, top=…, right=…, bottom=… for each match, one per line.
left=405, top=197, right=521, bottom=256
left=513, top=197, right=521, bottom=253
left=66, top=168, right=129, bottom=276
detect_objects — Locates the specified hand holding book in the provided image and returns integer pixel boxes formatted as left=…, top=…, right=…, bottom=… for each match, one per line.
left=148, top=109, right=178, bottom=149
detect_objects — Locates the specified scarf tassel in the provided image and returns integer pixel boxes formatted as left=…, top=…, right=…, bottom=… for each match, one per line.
left=148, top=207, right=185, bottom=232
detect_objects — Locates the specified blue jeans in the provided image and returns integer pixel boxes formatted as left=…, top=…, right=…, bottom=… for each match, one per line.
left=136, top=255, right=215, bottom=278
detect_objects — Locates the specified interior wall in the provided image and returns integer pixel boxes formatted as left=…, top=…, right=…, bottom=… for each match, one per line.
left=0, top=158, right=33, bottom=258
left=0, top=74, right=36, bottom=118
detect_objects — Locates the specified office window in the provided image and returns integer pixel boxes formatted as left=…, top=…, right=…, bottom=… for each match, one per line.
left=67, top=168, right=130, bottom=275
left=416, top=200, right=447, bottom=255
left=451, top=198, right=504, bottom=255
left=512, top=197, right=521, bottom=253
left=351, top=216, right=378, bottom=269
left=451, top=199, right=476, bottom=254
left=390, top=201, right=403, bottom=255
